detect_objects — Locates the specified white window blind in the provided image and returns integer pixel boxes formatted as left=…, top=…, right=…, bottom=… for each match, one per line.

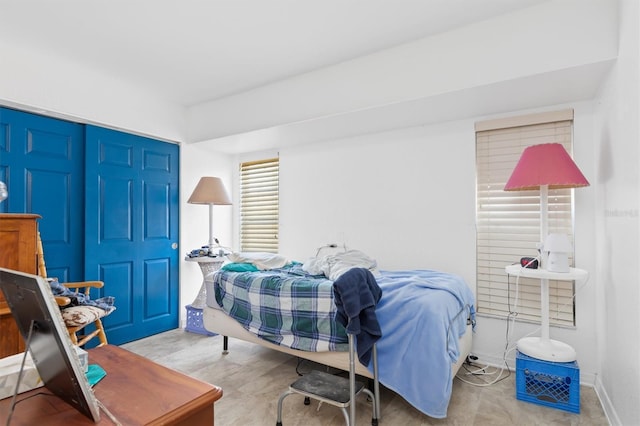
left=476, top=113, right=576, bottom=326
left=239, top=157, right=279, bottom=253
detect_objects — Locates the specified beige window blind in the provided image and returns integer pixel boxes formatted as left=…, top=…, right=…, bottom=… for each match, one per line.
left=239, top=157, right=279, bottom=253
left=476, top=111, right=576, bottom=326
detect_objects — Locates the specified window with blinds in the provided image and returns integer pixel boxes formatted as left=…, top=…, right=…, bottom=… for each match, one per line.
left=239, top=157, right=279, bottom=253
left=476, top=110, right=576, bottom=326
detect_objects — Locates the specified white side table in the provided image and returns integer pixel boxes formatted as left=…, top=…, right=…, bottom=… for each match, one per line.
left=184, top=256, right=225, bottom=337
left=185, top=256, right=225, bottom=309
left=505, top=264, right=588, bottom=362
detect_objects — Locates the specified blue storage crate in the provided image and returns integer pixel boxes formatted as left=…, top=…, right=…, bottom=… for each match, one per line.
left=185, top=305, right=217, bottom=336
left=516, top=351, right=580, bottom=414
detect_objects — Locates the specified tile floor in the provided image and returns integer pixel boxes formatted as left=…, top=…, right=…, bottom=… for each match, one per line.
left=122, top=329, right=609, bottom=425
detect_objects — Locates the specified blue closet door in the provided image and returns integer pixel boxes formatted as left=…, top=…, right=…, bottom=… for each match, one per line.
left=0, top=108, right=84, bottom=282
left=85, top=125, right=180, bottom=344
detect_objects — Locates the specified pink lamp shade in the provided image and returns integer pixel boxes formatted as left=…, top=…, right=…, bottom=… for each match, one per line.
left=504, top=143, right=590, bottom=191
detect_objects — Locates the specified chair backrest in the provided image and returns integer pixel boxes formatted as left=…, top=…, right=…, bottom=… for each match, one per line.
left=36, top=232, right=48, bottom=279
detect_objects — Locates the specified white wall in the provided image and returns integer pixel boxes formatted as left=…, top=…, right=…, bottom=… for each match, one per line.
left=591, top=1, right=640, bottom=424
left=278, top=121, right=476, bottom=279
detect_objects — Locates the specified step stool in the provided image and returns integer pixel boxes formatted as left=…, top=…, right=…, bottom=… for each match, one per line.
left=275, top=335, right=379, bottom=426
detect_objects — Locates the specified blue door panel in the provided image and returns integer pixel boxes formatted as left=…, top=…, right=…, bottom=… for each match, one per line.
left=0, top=122, right=7, bottom=150
left=0, top=107, right=84, bottom=281
left=98, top=261, right=136, bottom=345
left=99, top=261, right=134, bottom=325
left=28, top=169, right=70, bottom=241
left=100, top=141, right=133, bottom=168
left=144, top=258, right=171, bottom=319
left=85, top=125, right=179, bottom=345
left=143, top=149, right=171, bottom=172
left=101, top=176, right=134, bottom=241
left=25, top=127, right=72, bottom=159
left=144, top=182, right=170, bottom=239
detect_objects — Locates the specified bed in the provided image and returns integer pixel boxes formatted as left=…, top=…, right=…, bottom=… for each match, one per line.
left=201, top=255, right=475, bottom=419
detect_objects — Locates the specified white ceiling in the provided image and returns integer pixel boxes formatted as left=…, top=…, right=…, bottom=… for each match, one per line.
left=0, top=0, right=548, bottom=107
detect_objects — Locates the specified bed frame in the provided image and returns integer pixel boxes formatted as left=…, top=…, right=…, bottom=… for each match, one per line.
left=201, top=305, right=472, bottom=379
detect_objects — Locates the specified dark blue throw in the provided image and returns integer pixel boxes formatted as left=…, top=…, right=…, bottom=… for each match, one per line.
left=48, top=278, right=116, bottom=314
left=332, top=268, right=382, bottom=366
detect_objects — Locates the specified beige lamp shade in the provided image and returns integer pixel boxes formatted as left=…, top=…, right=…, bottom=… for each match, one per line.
left=187, top=177, right=231, bottom=250
left=187, top=177, right=232, bottom=205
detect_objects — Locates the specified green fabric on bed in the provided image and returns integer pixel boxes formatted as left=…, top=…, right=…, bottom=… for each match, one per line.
left=221, top=263, right=260, bottom=272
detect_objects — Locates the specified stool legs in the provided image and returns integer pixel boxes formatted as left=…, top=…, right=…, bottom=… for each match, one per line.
left=275, top=382, right=378, bottom=426
left=276, top=389, right=294, bottom=426
left=339, top=407, right=350, bottom=425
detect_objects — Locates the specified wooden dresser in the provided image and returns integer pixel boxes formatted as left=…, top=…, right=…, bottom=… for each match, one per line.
left=0, top=345, right=224, bottom=425
left=0, top=213, right=40, bottom=357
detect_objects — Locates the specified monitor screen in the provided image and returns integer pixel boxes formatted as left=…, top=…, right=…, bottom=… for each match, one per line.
left=0, top=267, right=101, bottom=422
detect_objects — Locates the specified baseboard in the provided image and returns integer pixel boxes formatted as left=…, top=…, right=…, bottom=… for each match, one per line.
left=594, top=375, right=620, bottom=426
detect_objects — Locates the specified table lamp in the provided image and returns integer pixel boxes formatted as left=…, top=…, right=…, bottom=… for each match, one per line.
left=504, top=142, right=589, bottom=362
left=187, top=177, right=232, bottom=254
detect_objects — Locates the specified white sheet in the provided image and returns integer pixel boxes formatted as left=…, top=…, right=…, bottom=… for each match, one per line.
left=302, top=249, right=380, bottom=280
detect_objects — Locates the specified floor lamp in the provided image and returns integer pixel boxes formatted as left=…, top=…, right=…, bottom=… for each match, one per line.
left=504, top=143, right=589, bottom=362
left=187, top=177, right=232, bottom=255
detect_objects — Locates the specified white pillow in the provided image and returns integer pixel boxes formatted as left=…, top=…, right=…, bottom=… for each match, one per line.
left=227, top=252, right=289, bottom=270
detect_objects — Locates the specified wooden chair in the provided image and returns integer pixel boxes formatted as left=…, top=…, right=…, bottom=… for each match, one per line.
left=37, top=233, right=110, bottom=347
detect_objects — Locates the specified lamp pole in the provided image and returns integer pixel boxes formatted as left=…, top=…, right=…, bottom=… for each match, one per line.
left=208, top=203, right=215, bottom=249
left=539, top=184, right=549, bottom=342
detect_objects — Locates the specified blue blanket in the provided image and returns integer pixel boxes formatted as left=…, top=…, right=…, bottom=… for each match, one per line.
left=372, top=270, right=475, bottom=418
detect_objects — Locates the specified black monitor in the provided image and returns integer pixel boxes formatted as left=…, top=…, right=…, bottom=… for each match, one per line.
left=0, top=267, right=101, bottom=422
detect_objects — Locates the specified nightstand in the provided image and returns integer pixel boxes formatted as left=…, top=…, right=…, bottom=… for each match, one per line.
left=505, top=264, right=588, bottom=362
left=185, top=256, right=225, bottom=336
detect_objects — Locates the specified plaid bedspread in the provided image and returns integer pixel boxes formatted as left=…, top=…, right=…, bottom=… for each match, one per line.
left=213, top=268, right=348, bottom=352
